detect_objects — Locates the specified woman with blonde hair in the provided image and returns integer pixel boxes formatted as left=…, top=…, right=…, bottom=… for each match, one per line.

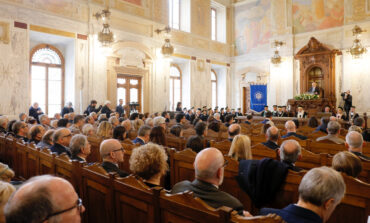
left=228, top=135, right=252, bottom=161
left=332, top=151, right=363, bottom=178
left=96, top=121, right=113, bottom=139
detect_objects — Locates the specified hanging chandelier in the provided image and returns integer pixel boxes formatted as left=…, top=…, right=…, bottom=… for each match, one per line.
left=271, top=40, right=285, bottom=65
left=94, top=8, right=115, bottom=47
left=348, top=25, right=367, bottom=59
left=155, top=26, right=174, bottom=57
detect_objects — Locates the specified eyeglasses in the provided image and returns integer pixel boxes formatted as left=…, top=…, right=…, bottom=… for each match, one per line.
left=63, top=134, right=72, bottom=138
left=222, top=159, right=229, bottom=168
left=21, top=125, right=28, bottom=129
left=112, top=147, right=124, bottom=153
left=43, top=198, right=83, bottom=221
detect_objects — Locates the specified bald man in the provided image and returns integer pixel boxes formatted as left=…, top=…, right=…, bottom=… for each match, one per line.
left=4, top=175, right=85, bottom=223
left=262, top=126, right=280, bottom=150
left=50, top=128, right=72, bottom=157
left=228, top=124, right=241, bottom=142
left=100, top=139, right=128, bottom=177
left=278, top=140, right=302, bottom=172
left=346, top=131, right=370, bottom=161
left=281, top=120, right=307, bottom=140
left=171, top=148, right=248, bottom=216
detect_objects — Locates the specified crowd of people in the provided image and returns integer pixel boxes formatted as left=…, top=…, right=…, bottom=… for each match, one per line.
left=0, top=99, right=369, bottom=223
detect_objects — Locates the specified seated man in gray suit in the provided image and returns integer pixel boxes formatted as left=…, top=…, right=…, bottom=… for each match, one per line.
left=316, top=121, right=345, bottom=144
left=171, top=148, right=250, bottom=216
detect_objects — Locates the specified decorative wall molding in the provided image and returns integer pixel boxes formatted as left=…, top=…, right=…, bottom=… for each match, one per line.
left=0, top=21, right=10, bottom=44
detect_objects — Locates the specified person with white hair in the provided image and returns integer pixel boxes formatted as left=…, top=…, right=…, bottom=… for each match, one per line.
left=346, top=131, right=370, bottom=161
left=70, top=134, right=91, bottom=162
left=101, top=101, right=113, bottom=118
left=38, top=115, right=51, bottom=131
left=316, top=121, right=345, bottom=144
left=260, top=166, right=345, bottom=222
left=100, top=139, right=128, bottom=177
left=61, top=102, right=74, bottom=118
left=153, top=116, right=166, bottom=130
left=278, top=140, right=302, bottom=172
left=82, top=124, right=95, bottom=137
left=0, top=116, right=9, bottom=134
left=145, top=118, right=154, bottom=127
left=281, top=120, right=307, bottom=140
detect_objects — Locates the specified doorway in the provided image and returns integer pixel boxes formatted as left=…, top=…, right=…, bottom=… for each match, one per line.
left=117, top=74, right=142, bottom=113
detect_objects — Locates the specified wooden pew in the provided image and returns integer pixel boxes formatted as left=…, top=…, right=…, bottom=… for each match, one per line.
left=278, top=136, right=308, bottom=148
left=38, top=148, right=55, bottom=175
left=210, top=140, right=231, bottom=155
left=307, top=140, right=346, bottom=155
left=169, top=149, right=196, bottom=187
left=159, top=190, right=232, bottom=223
left=113, top=176, right=161, bottom=223
left=251, top=144, right=278, bottom=160
left=166, top=135, right=186, bottom=151
left=294, top=148, right=328, bottom=170
left=87, top=136, right=103, bottom=163
left=231, top=213, right=285, bottom=223
left=14, top=140, right=28, bottom=180
left=120, top=142, right=138, bottom=174
left=26, top=144, right=40, bottom=178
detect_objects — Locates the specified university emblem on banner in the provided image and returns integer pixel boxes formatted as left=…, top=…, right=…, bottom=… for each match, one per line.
left=255, top=91, right=263, bottom=101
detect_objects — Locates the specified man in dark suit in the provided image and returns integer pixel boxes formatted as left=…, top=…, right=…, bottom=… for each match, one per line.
left=70, top=134, right=91, bottom=162
left=132, top=125, right=151, bottom=145
left=261, top=111, right=274, bottom=126
left=260, top=166, right=345, bottom=223
left=12, top=121, right=29, bottom=142
left=353, top=117, right=370, bottom=142
left=272, top=105, right=278, bottom=117
left=228, top=124, right=241, bottom=142
left=0, top=116, right=8, bottom=134
left=262, top=126, right=280, bottom=150
left=244, top=115, right=253, bottom=124
left=100, top=139, right=128, bottom=177
left=84, top=100, right=102, bottom=116
left=61, top=102, right=74, bottom=118
left=278, top=140, right=302, bottom=172
left=260, top=106, right=269, bottom=117
left=50, top=128, right=72, bottom=157
left=116, top=99, right=125, bottom=118
left=346, top=131, right=370, bottom=161
left=341, top=90, right=352, bottom=116
left=348, top=106, right=359, bottom=123
left=308, top=82, right=320, bottom=95
left=281, top=120, right=307, bottom=140
left=224, top=114, right=234, bottom=127
left=171, top=148, right=250, bottom=216
left=29, top=102, right=44, bottom=123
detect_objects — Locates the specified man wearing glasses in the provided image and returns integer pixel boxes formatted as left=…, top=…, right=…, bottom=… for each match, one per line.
left=100, top=139, right=128, bottom=177
left=12, top=121, right=29, bottom=142
left=4, top=175, right=85, bottom=223
left=50, top=128, right=72, bottom=157
left=171, top=148, right=250, bottom=217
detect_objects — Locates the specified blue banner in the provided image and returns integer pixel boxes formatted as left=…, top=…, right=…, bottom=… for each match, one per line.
left=250, top=85, right=267, bottom=112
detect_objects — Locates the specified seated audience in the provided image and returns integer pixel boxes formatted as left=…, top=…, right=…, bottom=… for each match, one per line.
left=0, top=180, right=15, bottom=223
left=25, top=117, right=37, bottom=125
left=244, top=115, right=253, bottom=124
left=153, top=116, right=166, bottom=130
left=346, top=131, right=370, bottom=161
left=186, top=135, right=204, bottom=153
left=261, top=106, right=269, bottom=117
left=108, top=116, right=119, bottom=128
left=61, top=102, right=74, bottom=118
left=315, top=117, right=329, bottom=134
left=145, top=118, right=154, bottom=127
left=228, top=124, right=241, bottom=142
left=170, top=124, right=183, bottom=137
left=278, top=140, right=302, bottom=172
left=316, top=121, right=345, bottom=144
left=36, top=130, right=55, bottom=149
left=129, top=143, right=168, bottom=187
left=261, top=123, right=271, bottom=134
left=50, top=120, right=58, bottom=129
left=208, top=120, right=220, bottom=132
left=85, top=116, right=95, bottom=125
left=307, top=116, right=319, bottom=128
left=0, top=163, right=14, bottom=183
left=133, top=119, right=144, bottom=131
left=4, top=175, right=85, bottom=223
left=54, top=113, right=61, bottom=120
left=228, top=135, right=252, bottom=161
left=132, top=125, right=151, bottom=145
left=175, top=113, right=186, bottom=126
left=162, top=112, right=170, bottom=123
left=57, top=118, right=70, bottom=128
left=28, top=102, right=43, bottom=123
left=97, top=114, right=107, bottom=123
left=113, top=126, right=127, bottom=141
left=171, top=148, right=247, bottom=216
left=348, top=125, right=362, bottom=133
left=100, top=139, right=128, bottom=177
left=262, top=126, right=280, bottom=150
left=0, top=116, right=8, bottom=134
left=261, top=111, right=274, bottom=126
left=70, top=134, right=91, bottom=162
left=50, top=128, right=72, bottom=156
left=260, top=166, right=345, bottom=223
left=296, top=106, right=307, bottom=118
left=19, top=113, right=27, bottom=122
left=85, top=99, right=102, bottom=116
left=39, top=115, right=51, bottom=130
left=336, top=107, right=347, bottom=121
left=28, top=125, right=45, bottom=144
left=122, top=119, right=132, bottom=132
left=149, top=126, right=167, bottom=146
left=12, top=121, right=29, bottom=142
left=69, top=115, right=84, bottom=134
left=82, top=124, right=95, bottom=137
left=332, top=151, right=362, bottom=178
left=213, top=113, right=221, bottom=122
left=224, top=114, right=234, bottom=127
left=96, top=121, right=113, bottom=139
left=354, top=117, right=370, bottom=142
left=101, top=101, right=113, bottom=118
left=282, top=120, right=307, bottom=140
left=348, top=106, right=359, bottom=123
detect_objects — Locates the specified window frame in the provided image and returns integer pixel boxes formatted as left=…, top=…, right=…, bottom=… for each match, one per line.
left=30, top=44, right=65, bottom=116
left=169, top=0, right=181, bottom=30
left=170, top=64, right=182, bottom=111
left=211, top=69, right=218, bottom=108
left=211, top=7, right=217, bottom=41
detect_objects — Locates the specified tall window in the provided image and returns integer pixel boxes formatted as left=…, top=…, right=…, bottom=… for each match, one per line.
left=117, top=75, right=142, bottom=112
left=211, top=8, right=217, bottom=41
left=169, top=0, right=191, bottom=32
left=170, top=65, right=182, bottom=111
left=30, top=44, right=64, bottom=116
left=211, top=69, right=217, bottom=108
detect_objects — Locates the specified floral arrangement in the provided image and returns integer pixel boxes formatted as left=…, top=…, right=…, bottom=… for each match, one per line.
left=294, top=94, right=320, bottom=100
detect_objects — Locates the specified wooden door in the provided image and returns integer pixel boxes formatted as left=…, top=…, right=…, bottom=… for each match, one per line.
left=117, top=75, right=142, bottom=113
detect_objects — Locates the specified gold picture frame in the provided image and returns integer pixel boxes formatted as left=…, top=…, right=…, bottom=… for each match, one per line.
left=0, top=21, right=10, bottom=44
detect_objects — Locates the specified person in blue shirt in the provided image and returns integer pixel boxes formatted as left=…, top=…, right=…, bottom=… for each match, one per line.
left=260, top=166, right=345, bottom=223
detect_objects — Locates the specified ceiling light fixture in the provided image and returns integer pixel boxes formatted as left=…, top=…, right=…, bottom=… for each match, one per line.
left=94, top=8, right=114, bottom=47
left=155, top=26, right=174, bottom=57
left=348, top=25, right=367, bottom=59
left=271, top=40, right=285, bottom=65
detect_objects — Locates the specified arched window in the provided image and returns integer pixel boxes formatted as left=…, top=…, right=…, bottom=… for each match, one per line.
left=170, top=64, right=182, bottom=111
left=211, top=69, right=217, bottom=108
left=30, top=44, right=64, bottom=116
